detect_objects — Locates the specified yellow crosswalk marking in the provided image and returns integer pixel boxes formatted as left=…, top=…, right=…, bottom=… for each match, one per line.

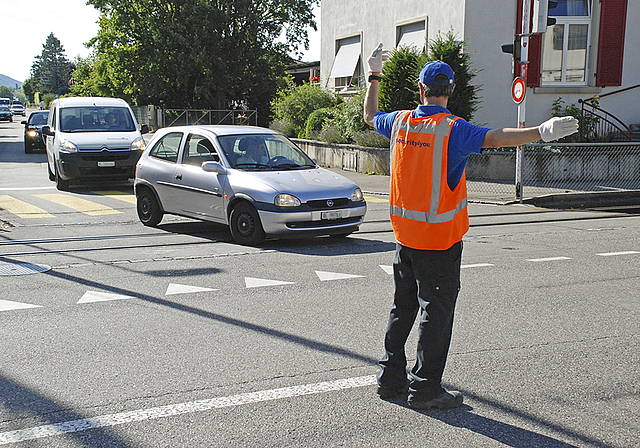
left=0, top=195, right=54, bottom=218
left=33, top=194, right=123, bottom=216
left=363, top=195, right=388, bottom=203
left=93, top=191, right=137, bottom=204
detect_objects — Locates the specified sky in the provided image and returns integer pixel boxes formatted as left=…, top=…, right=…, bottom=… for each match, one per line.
left=0, top=0, right=320, bottom=83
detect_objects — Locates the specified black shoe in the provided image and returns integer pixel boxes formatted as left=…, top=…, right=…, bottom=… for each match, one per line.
left=407, top=389, right=463, bottom=410
left=376, top=381, right=409, bottom=399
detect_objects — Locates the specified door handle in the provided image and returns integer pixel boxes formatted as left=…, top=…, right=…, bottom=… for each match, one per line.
left=175, top=173, right=182, bottom=180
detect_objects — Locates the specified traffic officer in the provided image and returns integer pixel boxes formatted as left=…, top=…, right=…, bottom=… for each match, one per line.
left=363, top=44, right=578, bottom=410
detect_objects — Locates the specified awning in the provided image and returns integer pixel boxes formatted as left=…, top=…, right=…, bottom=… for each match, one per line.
left=397, top=22, right=426, bottom=50
left=329, top=39, right=361, bottom=79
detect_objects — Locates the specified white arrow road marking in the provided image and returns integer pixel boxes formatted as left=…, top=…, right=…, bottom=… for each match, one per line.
left=165, top=283, right=218, bottom=295
left=0, top=299, right=42, bottom=312
left=379, top=265, right=393, bottom=275
left=244, top=277, right=295, bottom=288
left=315, top=271, right=366, bottom=281
left=0, top=375, right=377, bottom=445
left=77, top=291, right=136, bottom=304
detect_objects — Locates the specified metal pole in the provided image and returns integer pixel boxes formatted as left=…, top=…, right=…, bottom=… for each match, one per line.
left=516, top=0, right=531, bottom=202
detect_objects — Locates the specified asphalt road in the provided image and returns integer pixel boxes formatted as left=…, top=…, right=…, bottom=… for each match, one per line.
left=0, top=114, right=638, bottom=447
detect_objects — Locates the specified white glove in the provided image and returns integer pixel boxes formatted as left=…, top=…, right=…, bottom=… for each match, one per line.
left=538, top=116, right=579, bottom=142
left=366, top=43, right=389, bottom=74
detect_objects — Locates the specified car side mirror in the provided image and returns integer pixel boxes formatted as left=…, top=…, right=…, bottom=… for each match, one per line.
left=201, top=161, right=227, bottom=175
left=41, top=126, right=54, bottom=136
left=140, top=124, right=149, bottom=134
left=21, top=120, right=27, bottom=125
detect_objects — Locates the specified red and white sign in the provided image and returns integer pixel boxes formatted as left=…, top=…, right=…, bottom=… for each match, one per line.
left=511, top=76, right=526, bottom=104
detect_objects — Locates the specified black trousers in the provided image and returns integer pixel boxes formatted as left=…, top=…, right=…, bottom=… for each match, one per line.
left=378, top=241, right=462, bottom=398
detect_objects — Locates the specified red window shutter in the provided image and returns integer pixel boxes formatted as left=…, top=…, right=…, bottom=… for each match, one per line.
left=527, top=35, right=542, bottom=87
left=515, top=0, right=542, bottom=86
left=596, top=0, right=628, bottom=86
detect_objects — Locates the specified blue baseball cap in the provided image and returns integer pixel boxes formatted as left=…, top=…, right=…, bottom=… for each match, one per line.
left=418, top=61, right=455, bottom=85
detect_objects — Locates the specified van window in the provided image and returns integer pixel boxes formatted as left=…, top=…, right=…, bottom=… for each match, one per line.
left=59, top=106, right=136, bottom=132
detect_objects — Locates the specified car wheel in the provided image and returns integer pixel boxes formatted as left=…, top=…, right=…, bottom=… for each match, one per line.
left=54, top=163, right=69, bottom=191
left=136, top=188, right=163, bottom=226
left=229, top=202, right=265, bottom=245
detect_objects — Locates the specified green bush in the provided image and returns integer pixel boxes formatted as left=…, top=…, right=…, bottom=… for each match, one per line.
left=303, top=107, right=338, bottom=140
left=551, top=98, right=600, bottom=143
left=352, top=130, right=390, bottom=148
left=325, top=90, right=370, bottom=143
left=271, top=77, right=341, bottom=138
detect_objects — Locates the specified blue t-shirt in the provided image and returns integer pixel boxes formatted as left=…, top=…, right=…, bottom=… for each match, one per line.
left=374, top=105, right=490, bottom=190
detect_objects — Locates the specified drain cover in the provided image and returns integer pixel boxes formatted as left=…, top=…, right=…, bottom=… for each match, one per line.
left=0, top=263, right=51, bottom=276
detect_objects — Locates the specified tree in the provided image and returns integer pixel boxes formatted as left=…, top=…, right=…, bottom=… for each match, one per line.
left=30, top=33, right=73, bottom=95
left=84, top=0, right=318, bottom=126
left=379, top=46, right=420, bottom=112
left=418, top=31, right=481, bottom=122
left=0, top=86, right=12, bottom=99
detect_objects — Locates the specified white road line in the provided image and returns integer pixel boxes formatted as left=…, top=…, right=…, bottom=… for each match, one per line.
left=596, top=251, right=640, bottom=257
left=461, top=263, right=494, bottom=269
left=526, top=257, right=572, bottom=262
left=0, top=375, right=377, bottom=445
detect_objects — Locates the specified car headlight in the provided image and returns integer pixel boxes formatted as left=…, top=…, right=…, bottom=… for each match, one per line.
left=274, top=193, right=301, bottom=207
left=27, top=130, right=37, bottom=137
left=351, top=187, right=364, bottom=202
left=60, top=139, right=78, bottom=152
left=130, top=137, right=146, bottom=151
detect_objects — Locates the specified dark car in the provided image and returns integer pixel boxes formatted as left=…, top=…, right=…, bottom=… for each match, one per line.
left=22, top=111, right=49, bottom=153
left=0, top=105, right=12, bottom=122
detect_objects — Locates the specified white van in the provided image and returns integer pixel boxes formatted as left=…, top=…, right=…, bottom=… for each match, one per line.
left=43, top=97, right=149, bottom=190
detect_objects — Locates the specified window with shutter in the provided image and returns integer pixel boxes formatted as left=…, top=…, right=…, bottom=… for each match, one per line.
left=596, top=0, right=628, bottom=86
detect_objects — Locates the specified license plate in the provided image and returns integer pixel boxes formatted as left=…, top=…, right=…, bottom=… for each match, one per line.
left=321, top=210, right=342, bottom=220
left=98, top=161, right=116, bottom=167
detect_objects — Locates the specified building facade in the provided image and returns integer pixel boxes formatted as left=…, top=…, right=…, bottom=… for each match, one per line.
left=320, top=0, right=639, bottom=132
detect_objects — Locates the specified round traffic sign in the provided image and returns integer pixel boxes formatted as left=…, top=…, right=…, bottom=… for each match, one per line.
left=512, top=77, right=526, bottom=104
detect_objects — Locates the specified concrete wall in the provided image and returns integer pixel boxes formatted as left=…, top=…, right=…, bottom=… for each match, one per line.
left=294, top=138, right=640, bottom=186
left=320, top=0, right=640, bottom=131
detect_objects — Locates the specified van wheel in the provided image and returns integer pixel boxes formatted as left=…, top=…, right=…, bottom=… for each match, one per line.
left=54, top=163, right=69, bottom=191
left=48, top=159, right=55, bottom=181
left=229, top=202, right=265, bottom=245
left=136, top=188, right=163, bottom=226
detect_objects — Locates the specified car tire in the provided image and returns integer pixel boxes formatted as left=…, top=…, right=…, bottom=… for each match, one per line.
left=229, top=202, right=265, bottom=245
left=54, top=163, right=69, bottom=191
left=47, top=159, right=55, bottom=181
left=136, top=187, right=163, bottom=226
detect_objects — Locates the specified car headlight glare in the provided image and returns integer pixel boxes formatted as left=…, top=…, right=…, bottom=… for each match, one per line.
left=27, top=130, right=37, bottom=137
left=60, top=139, right=78, bottom=152
left=131, top=137, right=146, bottom=151
left=274, top=193, right=301, bottom=207
left=351, top=187, right=364, bottom=202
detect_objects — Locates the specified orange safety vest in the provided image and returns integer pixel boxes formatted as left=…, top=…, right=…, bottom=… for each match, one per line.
left=389, top=111, right=469, bottom=250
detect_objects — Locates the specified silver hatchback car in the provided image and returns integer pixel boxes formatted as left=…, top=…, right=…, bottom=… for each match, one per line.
left=134, top=125, right=367, bottom=245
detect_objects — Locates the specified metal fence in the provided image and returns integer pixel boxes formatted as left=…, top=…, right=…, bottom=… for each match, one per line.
left=160, top=109, right=258, bottom=128
left=465, top=143, right=640, bottom=201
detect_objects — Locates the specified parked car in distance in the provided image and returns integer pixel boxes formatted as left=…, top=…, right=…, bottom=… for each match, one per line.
left=134, top=125, right=367, bottom=245
left=0, top=105, right=12, bottom=122
left=22, top=110, right=49, bottom=153
left=11, top=101, right=25, bottom=116
left=42, top=97, right=149, bottom=190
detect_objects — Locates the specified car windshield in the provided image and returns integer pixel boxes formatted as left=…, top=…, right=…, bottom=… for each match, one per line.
left=29, top=113, right=48, bottom=125
left=59, top=106, right=136, bottom=132
left=0, top=106, right=9, bottom=111
left=217, top=133, right=315, bottom=170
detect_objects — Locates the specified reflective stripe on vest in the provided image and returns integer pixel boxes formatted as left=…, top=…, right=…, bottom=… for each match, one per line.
left=389, top=112, right=466, bottom=224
